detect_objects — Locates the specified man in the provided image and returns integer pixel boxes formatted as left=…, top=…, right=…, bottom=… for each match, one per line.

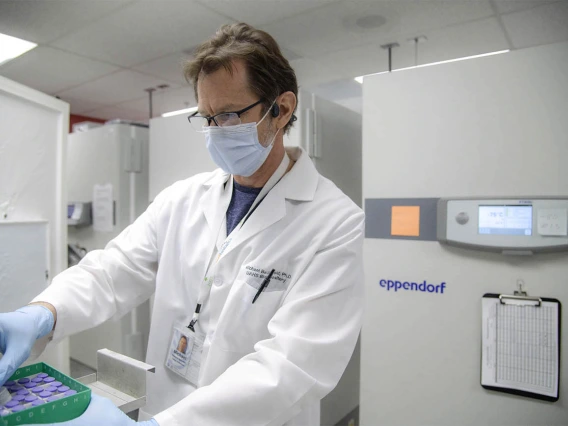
left=0, top=23, right=364, bottom=426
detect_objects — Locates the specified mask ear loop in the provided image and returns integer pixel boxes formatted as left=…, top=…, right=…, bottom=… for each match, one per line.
left=256, top=100, right=281, bottom=148
left=256, top=100, right=278, bottom=128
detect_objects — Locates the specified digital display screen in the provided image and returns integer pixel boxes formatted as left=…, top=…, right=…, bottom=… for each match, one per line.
left=67, top=204, right=75, bottom=219
left=479, top=205, right=532, bottom=236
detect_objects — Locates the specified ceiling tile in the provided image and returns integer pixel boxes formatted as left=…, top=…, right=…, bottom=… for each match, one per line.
left=195, top=0, right=339, bottom=27
left=132, top=53, right=190, bottom=86
left=263, top=0, right=495, bottom=57
left=312, top=16, right=509, bottom=81
left=56, top=70, right=177, bottom=105
left=116, top=87, right=196, bottom=118
left=132, top=47, right=303, bottom=89
left=411, top=16, right=510, bottom=65
left=0, top=0, right=130, bottom=44
left=289, top=57, right=345, bottom=88
left=57, top=96, right=107, bottom=116
left=502, top=1, right=568, bottom=48
left=493, top=0, right=560, bottom=15
left=334, top=96, right=362, bottom=115
left=153, top=87, right=197, bottom=116
left=313, top=43, right=415, bottom=80
left=305, top=78, right=363, bottom=102
left=0, top=46, right=119, bottom=94
left=50, top=1, right=233, bottom=67
left=82, top=104, right=150, bottom=124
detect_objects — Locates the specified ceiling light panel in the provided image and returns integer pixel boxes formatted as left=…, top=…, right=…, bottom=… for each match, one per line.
left=0, top=46, right=119, bottom=93
left=0, top=32, right=36, bottom=66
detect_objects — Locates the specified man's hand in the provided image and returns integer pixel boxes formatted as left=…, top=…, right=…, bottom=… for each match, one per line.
left=0, top=305, right=54, bottom=386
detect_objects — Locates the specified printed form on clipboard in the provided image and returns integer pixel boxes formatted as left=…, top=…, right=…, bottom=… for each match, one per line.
left=481, top=293, right=561, bottom=402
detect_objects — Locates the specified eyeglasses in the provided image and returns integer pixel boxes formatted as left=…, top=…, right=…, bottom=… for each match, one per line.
left=187, top=99, right=264, bottom=132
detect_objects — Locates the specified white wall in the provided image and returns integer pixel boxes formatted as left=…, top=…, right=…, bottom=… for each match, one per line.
left=301, top=92, right=362, bottom=425
left=67, top=124, right=149, bottom=250
left=67, top=124, right=150, bottom=369
left=361, top=41, right=568, bottom=426
left=0, top=76, right=70, bottom=374
left=312, top=94, right=362, bottom=208
left=149, top=114, right=216, bottom=201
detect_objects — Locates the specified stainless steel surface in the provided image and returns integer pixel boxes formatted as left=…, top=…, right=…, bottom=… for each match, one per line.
left=76, top=373, right=97, bottom=386
left=97, top=348, right=155, bottom=399
left=77, top=349, right=155, bottom=414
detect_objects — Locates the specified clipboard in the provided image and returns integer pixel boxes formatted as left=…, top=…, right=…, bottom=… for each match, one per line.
left=481, top=291, right=561, bottom=402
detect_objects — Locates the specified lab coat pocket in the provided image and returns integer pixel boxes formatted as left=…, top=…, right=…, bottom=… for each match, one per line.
left=217, top=279, right=285, bottom=352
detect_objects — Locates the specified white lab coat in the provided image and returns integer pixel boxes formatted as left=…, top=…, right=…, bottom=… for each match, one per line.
left=33, top=146, right=364, bottom=426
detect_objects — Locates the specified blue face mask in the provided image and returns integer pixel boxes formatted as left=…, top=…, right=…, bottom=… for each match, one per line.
left=204, top=107, right=278, bottom=177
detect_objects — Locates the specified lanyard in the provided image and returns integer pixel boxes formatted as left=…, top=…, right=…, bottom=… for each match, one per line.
left=188, top=153, right=291, bottom=331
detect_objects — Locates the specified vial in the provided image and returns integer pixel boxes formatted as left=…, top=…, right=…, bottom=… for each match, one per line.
left=46, top=394, right=65, bottom=403
left=16, top=389, right=29, bottom=396
left=32, top=399, right=45, bottom=406
left=32, top=387, right=44, bottom=394
left=0, top=387, right=11, bottom=406
left=37, top=373, right=48, bottom=379
left=39, top=391, right=52, bottom=398
left=64, top=390, right=78, bottom=397
left=11, top=405, right=26, bottom=413
left=43, top=377, right=55, bottom=384
left=46, top=386, right=58, bottom=393
left=17, top=378, right=30, bottom=385
left=57, top=386, right=70, bottom=393
left=5, top=400, right=19, bottom=409
left=24, top=382, right=36, bottom=389
left=52, top=381, right=62, bottom=388
left=32, top=377, right=44, bottom=384
left=24, top=395, right=38, bottom=403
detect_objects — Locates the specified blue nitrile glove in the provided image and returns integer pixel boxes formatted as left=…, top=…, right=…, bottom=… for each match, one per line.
left=0, top=305, right=54, bottom=386
left=34, top=394, right=159, bottom=426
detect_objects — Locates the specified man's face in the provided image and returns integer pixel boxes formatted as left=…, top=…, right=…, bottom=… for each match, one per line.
left=196, top=59, right=274, bottom=146
left=179, top=337, right=188, bottom=353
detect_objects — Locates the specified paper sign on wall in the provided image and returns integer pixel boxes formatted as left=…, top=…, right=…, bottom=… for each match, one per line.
left=93, top=183, right=114, bottom=233
left=391, top=206, right=420, bottom=237
left=538, top=209, right=568, bottom=236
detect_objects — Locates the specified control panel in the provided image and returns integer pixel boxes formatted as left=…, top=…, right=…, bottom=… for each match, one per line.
left=437, top=197, right=568, bottom=254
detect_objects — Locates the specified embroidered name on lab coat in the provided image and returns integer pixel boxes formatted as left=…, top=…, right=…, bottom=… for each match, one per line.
left=244, top=266, right=292, bottom=292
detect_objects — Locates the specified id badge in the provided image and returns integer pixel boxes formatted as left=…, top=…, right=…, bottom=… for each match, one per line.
left=165, top=322, right=205, bottom=387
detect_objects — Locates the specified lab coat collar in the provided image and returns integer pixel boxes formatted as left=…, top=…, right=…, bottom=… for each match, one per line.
left=200, top=146, right=317, bottom=198
left=199, top=146, right=318, bottom=257
left=200, top=174, right=232, bottom=246
left=282, top=146, right=318, bottom=202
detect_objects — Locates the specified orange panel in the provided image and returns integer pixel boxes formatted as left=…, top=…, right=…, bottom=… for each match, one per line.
left=391, top=206, right=420, bottom=237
